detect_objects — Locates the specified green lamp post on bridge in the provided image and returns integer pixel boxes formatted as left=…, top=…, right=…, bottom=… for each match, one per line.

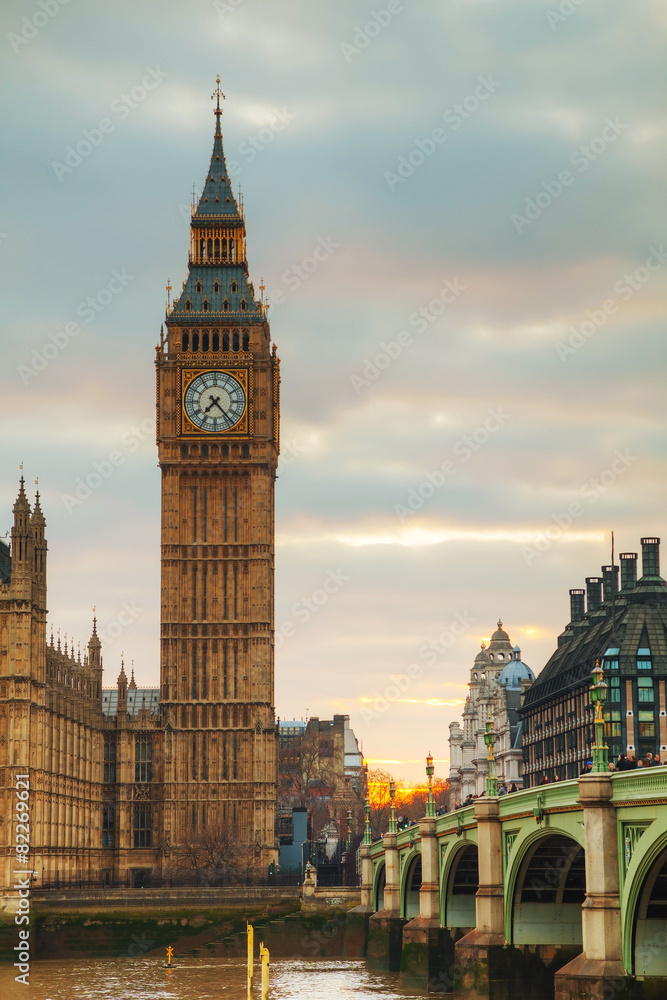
left=426, top=752, right=436, bottom=818
left=363, top=796, right=372, bottom=845
left=389, top=779, right=397, bottom=834
left=346, top=808, right=353, bottom=851
left=590, top=658, right=609, bottom=773
left=484, top=716, right=498, bottom=797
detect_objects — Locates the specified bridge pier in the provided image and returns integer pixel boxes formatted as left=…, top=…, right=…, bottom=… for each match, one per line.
left=554, top=775, right=632, bottom=1000
left=400, top=816, right=454, bottom=993
left=344, top=842, right=373, bottom=957
left=367, top=831, right=404, bottom=971
left=454, top=798, right=508, bottom=998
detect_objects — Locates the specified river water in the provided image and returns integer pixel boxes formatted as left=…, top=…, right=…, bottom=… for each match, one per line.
left=0, top=957, right=427, bottom=1000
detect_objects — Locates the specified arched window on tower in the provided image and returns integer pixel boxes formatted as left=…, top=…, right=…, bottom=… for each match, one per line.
left=184, top=300, right=192, bottom=312
left=223, top=299, right=229, bottom=312
left=232, top=331, right=239, bottom=351
left=203, top=300, right=209, bottom=312
left=213, top=281, right=220, bottom=294
left=181, top=333, right=189, bottom=350
left=231, top=281, right=238, bottom=293
left=222, top=331, right=229, bottom=351
left=212, top=331, right=219, bottom=351
left=240, top=299, right=247, bottom=312
left=214, top=238, right=220, bottom=260
left=229, top=238, right=235, bottom=260
left=202, top=331, right=210, bottom=351
left=207, top=238, right=213, bottom=259
left=242, top=331, right=250, bottom=351
left=222, top=238, right=228, bottom=260
left=195, top=281, right=202, bottom=294
left=199, top=238, right=206, bottom=261
left=192, top=332, right=200, bottom=351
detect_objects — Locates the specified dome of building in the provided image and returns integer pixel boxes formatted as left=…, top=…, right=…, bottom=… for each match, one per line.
left=499, top=646, right=536, bottom=690
left=486, top=619, right=514, bottom=663
left=490, top=619, right=511, bottom=644
left=474, top=643, right=489, bottom=665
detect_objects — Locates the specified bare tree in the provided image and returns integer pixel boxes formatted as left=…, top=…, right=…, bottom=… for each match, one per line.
left=165, top=820, right=255, bottom=884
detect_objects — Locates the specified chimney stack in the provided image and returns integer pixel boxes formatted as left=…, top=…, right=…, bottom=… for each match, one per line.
left=602, top=565, right=619, bottom=603
left=586, top=577, right=603, bottom=611
left=620, top=552, right=637, bottom=591
left=569, top=588, right=585, bottom=621
left=640, top=537, right=661, bottom=580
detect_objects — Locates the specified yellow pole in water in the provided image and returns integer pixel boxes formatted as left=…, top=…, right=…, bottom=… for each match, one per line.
left=247, top=923, right=254, bottom=999
left=260, top=941, right=270, bottom=1000
left=166, top=945, right=173, bottom=968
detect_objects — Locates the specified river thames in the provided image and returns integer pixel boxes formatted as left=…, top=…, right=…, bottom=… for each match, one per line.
left=0, top=957, right=428, bottom=1000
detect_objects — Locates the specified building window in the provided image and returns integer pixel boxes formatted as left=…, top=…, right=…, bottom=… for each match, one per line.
left=535, top=741, right=543, bottom=760
left=604, top=711, right=622, bottom=739
left=555, top=734, right=565, bottom=754
left=102, top=806, right=115, bottom=848
left=133, top=806, right=152, bottom=848
left=135, top=738, right=152, bottom=782
left=185, top=300, right=192, bottom=311
left=638, top=711, right=655, bottom=738
left=214, top=281, right=220, bottom=294
left=196, top=281, right=202, bottom=294
left=223, top=299, right=229, bottom=312
left=192, top=734, right=197, bottom=780
left=637, top=647, right=652, bottom=670
left=604, top=647, right=619, bottom=670
left=231, top=281, right=238, bottom=293
left=609, top=676, right=621, bottom=703
left=104, top=739, right=116, bottom=782
left=203, top=299, right=209, bottom=312
left=638, top=678, right=655, bottom=703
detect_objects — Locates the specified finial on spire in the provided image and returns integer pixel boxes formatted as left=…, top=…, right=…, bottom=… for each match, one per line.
left=212, top=75, right=225, bottom=117
left=166, top=279, right=172, bottom=312
left=497, top=619, right=503, bottom=629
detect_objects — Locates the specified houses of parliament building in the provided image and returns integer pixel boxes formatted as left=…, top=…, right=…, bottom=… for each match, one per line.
left=0, top=82, right=280, bottom=889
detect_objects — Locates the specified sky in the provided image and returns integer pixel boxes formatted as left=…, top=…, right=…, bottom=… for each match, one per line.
left=2, top=0, right=667, bottom=783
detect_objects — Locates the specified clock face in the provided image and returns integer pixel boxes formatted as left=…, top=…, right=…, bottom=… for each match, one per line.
left=183, top=371, right=246, bottom=432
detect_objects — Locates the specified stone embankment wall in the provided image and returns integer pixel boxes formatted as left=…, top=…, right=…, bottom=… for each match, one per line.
left=0, top=887, right=361, bottom=961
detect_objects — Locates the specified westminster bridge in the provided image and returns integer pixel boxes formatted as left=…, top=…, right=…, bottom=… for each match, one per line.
left=346, top=769, right=667, bottom=999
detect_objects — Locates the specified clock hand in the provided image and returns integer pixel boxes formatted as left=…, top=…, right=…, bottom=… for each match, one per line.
left=210, top=399, right=227, bottom=414
left=203, top=395, right=221, bottom=413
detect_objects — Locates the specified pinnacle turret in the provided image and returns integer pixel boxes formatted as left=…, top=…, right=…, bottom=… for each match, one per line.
left=13, top=476, right=30, bottom=516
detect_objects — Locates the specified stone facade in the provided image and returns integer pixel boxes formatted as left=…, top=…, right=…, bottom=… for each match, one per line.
left=448, top=622, right=534, bottom=806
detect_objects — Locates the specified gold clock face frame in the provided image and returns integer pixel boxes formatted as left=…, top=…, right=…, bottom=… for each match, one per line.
left=180, top=368, right=251, bottom=436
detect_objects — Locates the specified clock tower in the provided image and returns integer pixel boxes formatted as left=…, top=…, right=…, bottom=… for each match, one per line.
left=156, top=80, right=279, bottom=865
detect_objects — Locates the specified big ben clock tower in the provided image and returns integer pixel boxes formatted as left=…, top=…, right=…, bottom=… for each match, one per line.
left=156, top=80, right=279, bottom=864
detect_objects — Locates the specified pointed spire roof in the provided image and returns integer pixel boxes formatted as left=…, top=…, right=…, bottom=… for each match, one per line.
left=129, top=664, right=137, bottom=689
left=13, top=476, right=30, bottom=515
left=89, top=610, right=101, bottom=648
left=31, top=488, right=45, bottom=526
left=193, top=76, right=241, bottom=220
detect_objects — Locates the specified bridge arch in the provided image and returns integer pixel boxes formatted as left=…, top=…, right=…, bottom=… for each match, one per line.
left=442, top=840, right=478, bottom=932
left=507, top=829, right=585, bottom=946
left=621, top=820, right=667, bottom=975
left=400, top=850, right=422, bottom=919
left=372, top=860, right=386, bottom=913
